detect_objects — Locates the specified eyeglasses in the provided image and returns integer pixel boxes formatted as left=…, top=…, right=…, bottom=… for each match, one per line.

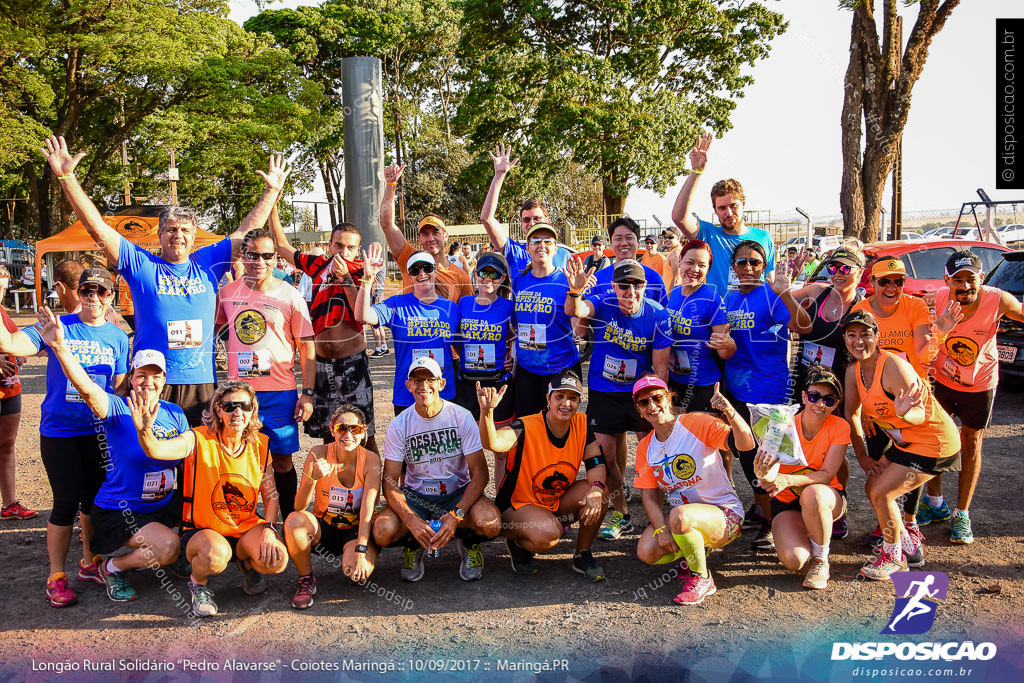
left=614, top=281, right=645, bottom=291
left=634, top=393, right=668, bottom=409
left=244, top=251, right=276, bottom=261
left=877, top=276, right=905, bottom=289
left=78, top=287, right=111, bottom=299
left=805, top=390, right=838, bottom=408
left=734, top=258, right=763, bottom=268
left=219, top=400, right=254, bottom=413
left=477, top=269, right=504, bottom=281
left=409, top=376, right=441, bottom=385
left=408, top=263, right=435, bottom=276
left=333, top=423, right=366, bottom=435
left=827, top=263, right=854, bottom=275
left=529, top=237, right=555, bottom=246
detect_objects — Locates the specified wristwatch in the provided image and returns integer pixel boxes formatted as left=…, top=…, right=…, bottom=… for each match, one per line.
left=301, top=387, right=314, bottom=397
left=450, top=507, right=466, bottom=522
left=354, top=544, right=368, bottom=554
left=263, top=522, right=280, bottom=533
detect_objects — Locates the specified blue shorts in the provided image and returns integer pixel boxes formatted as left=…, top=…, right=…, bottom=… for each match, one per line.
left=257, top=390, right=299, bottom=455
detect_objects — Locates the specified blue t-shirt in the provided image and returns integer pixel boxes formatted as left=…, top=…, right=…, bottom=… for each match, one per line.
left=373, top=293, right=459, bottom=407
left=511, top=268, right=579, bottom=374
left=93, top=395, right=188, bottom=513
left=456, top=295, right=513, bottom=380
left=504, top=238, right=570, bottom=275
left=23, top=315, right=129, bottom=437
left=585, top=297, right=673, bottom=394
left=697, top=220, right=776, bottom=297
left=724, top=284, right=791, bottom=403
left=589, top=261, right=669, bottom=306
left=666, top=284, right=729, bottom=387
left=118, top=236, right=232, bottom=385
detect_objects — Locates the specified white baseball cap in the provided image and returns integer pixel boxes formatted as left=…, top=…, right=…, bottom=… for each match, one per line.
left=406, top=252, right=436, bottom=271
left=131, top=349, right=166, bottom=372
left=407, top=356, right=443, bottom=379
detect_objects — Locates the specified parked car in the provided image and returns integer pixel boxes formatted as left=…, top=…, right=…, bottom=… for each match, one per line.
left=900, top=231, right=926, bottom=241
left=997, top=224, right=1024, bottom=245
left=858, top=239, right=1011, bottom=298
left=922, top=227, right=959, bottom=240
left=985, top=250, right=1024, bottom=389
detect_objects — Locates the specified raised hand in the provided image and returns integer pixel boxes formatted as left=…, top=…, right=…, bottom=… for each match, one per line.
left=562, top=257, right=594, bottom=291
left=476, top=381, right=508, bottom=412
left=361, top=243, right=385, bottom=279
left=35, top=306, right=64, bottom=347
left=894, top=383, right=923, bottom=417
left=768, top=258, right=794, bottom=295
left=308, top=453, right=333, bottom=481
left=256, top=154, right=291, bottom=193
left=708, top=382, right=734, bottom=418
left=489, top=143, right=519, bottom=175
left=935, top=300, right=964, bottom=336
left=41, top=135, right=86, bottom=178
left=127, top=388, right=159, bottom=432
left=383, top=163, right=406, bottom=185
left=689, top=132, right=713, bottom=173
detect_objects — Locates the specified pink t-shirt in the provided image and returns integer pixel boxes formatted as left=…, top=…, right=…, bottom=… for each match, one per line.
left=216, top=277, right=314, bottom=392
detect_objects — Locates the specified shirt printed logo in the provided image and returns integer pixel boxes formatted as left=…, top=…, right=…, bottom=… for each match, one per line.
left=211, top=474, right=257, bottom=527
left=531, top=462, right=577, bottom=507
left=944, top=336, right=979, bottom=367
left=602, top=319, right=650, bottom=352
left=156, top=272, right=208, bottom=297
left=404, top=428, right=462, bottom=464
left=67, top=338, right=116, bottom=368
left=234, top=310, right=268, bottom=345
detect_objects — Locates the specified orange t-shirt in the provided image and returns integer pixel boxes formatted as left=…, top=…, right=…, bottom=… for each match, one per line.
left=931, top=286, right=1002, bottom=392
left=118, top=277, right=134, bottom=316
left=775, top=413, right=850, bottom=503
left=851, top=295, right=932, bottom=377
left=182, top=426, right=269, bottom=538
left=501, top=412, right=591, bottom=512
left=397, top=242, right=473, bottom=303
left=854, top=350, right=960, bottom=459
left=0, top=308, right=21, bottom=399
left=641, top=252, right=665, bottom=276
left=312, top=443, right=369, bottom=530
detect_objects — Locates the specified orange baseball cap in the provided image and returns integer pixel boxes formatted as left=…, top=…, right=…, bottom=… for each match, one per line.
left=870, top=258, right=906, bottom=278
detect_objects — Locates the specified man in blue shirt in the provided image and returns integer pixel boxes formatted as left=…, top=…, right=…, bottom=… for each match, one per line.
left=42, top=135, right=289, bottom=425
left=669, top=133, right=776, bottom=297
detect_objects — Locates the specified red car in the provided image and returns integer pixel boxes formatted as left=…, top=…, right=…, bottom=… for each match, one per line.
left=857, top=239, right=1011, bottom=298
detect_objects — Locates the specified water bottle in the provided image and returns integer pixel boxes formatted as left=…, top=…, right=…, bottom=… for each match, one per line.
left=762, top=409, right=787, bottom=458
left=427, top=519, right=442, bottom=558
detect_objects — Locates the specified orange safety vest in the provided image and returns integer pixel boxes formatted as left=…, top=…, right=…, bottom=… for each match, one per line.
left=182, top=426, right=269, bottom=537
left=501, top=411, right=588, bottom=512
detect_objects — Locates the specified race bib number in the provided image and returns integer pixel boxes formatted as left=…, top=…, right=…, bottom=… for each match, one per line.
left=326, top=485, right=363, bottom=515
left=66, top=373, right=106, bottom=403
left=167, top=319, right=202, bottom=349
left=671, top=348, right=691, bottom=375
left=801, top=342, right=836, bottom=369
left=465, top=343, right=496, bottom=371
left=518, top=324, right=547, bottom=350
left=602, top=356, right=637, bottom=384
left=727, top=269, right=741, bottom=291
left=142, top=468, right=175, bottom=501
left=667, top=490, right=687, bottom=507
left=412, top=348, right=444, bottom=369
left=420, top=476, right=459, bottom=497
left=236, top=350, right=271, bottom=378
left=940, top=355, right=976, bottom=386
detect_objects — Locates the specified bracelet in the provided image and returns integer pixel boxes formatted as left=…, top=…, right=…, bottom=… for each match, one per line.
left=386, top=181, right=396, bottom=187
left=569, top=288, right=584, bottom=295
left=354, top=544, right=368, bottom=554
left=652, top=525, right=667, bottom=536
left=567, top=292, right=581, bottom=298
left=57, top=174, right=75, bottom=181
left=591, top=481, right=606, bottom=490
left=302, top=470, right=316, bottom=481
left=691, top=168, right=703, bottom=175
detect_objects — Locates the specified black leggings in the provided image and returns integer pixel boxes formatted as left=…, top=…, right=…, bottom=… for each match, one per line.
left=39, top=434, right=108, bottom=526
left=866, top=430, right=924, bottom=517
left=720, top=391, right=767, bottom=496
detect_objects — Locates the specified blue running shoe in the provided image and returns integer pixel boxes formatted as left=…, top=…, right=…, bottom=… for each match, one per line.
left=950, top=510, right=974, bottom=544
left=916, top=499, right=951, bottom=526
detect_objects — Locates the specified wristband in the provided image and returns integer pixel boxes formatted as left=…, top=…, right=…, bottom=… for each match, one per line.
left=354, top=544, right=368, bottom=554
left=302, top=470, right=316, bottom=481
left=263, top=522, right=279, bottom=533
left=386, top=181, right=396, bottom=187
left=567, top=292, right=581, bottom=298
left=691, top=168, right=703, bottom=175
left=591, top=481, right=606, bottom=490
left=57, top=174, right=75, bottom=181
left=652, top=526, right=667, bottom=536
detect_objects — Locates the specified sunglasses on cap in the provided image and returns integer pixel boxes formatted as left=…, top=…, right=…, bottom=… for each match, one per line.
left=219, top=400, right=254, bottom=413
left=408, top=263, right=435, bottom=276
left=244, top=250, right=276, bottom=261
left=805, top=390, right=838, bottom=408
left=734, top=258, right=763, bottom=268
left=827, top=263, right=854, bottom=276
left=477, top=269, right=504, bottom=281
left=877, top=276, right=905, bottom=289
left=333, top=423, right=366, bottom=435
left=634, top=392, right=668, bottom=409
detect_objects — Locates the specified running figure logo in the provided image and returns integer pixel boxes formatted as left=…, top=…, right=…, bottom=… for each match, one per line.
left=881, top=571, right=949, bottom=635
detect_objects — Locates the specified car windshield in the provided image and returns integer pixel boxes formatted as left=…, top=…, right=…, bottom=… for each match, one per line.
left=986, top=256, right=1024, bottom=295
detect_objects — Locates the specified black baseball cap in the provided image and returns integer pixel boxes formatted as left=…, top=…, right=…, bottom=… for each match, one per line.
left=944, top=250, right=983, bottom=277
left=612, top=259, right=646, bottom=283
left=805, top=366, right=843, bottom=400
left=547, top=369, right=583, bottom=396
left=828, top=247, right=865, bottom=268
left=79, top=268, right=114, bottom=292
left=841, top=309, right=878, bottom=333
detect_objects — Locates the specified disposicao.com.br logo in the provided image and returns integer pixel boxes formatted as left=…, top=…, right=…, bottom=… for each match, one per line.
left=832, top=571, right=997, bottom=662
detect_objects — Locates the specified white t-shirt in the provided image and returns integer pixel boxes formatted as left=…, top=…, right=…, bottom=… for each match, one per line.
left=382, top=401, right=481, bottom=495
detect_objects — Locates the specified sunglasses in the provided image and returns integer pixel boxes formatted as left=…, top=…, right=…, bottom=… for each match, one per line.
left=734, top=258, right=763, bottom=268
left=333, top=423, right=366, bottom=435
left=827, top=263, right=854, bottom=275
left=877, top=276, right=905, bottom=289
left=477, top=269, right=504, bottom=281
left=219, top=400, right=254, bottom=413
left=529, top=237, right=555, bottom=246
left=615, top=281, right=645, bottom=291
left=805, top=390, right=838, bottom=408
left=634, top=393, right=668, bottom=409
left=78, top=287, right=111, bottom=298
left=408, top=263, right=435, bottom=276
left=244, top=251, right=276, bottom=261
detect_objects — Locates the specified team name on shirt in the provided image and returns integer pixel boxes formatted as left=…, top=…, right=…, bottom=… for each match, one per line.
left=406, top=316, right=452, bottom=337
left=404, top=428, right=463, bottom=463
left=156, top=273, right=208, bottom=297
left=67, top=339, right=116, bottom=367
left=728, top=310, right=756, bottom=329
left=515, top=291, right=555, bottom=314
left=603, top=320, right=651, bottom=352
left=461, top=320, right=504, bottom=341
left=152, top=424, right=184, bottom=440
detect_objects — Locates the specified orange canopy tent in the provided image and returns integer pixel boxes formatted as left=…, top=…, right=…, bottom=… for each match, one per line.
left=33, top=206, right=222, bottom=301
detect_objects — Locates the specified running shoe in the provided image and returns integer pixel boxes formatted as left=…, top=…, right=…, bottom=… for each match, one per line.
left=916, top=499, right=952, bottom=526
left=742, top=505, right=769, bottom=531
left=802, top=558, right=830, bottom=590
left=950, top=510, right=974, bottom=545
left=164, top=555, right=192, bottom=580
left=599, top=511, right=633, bottom=540
left=904, top=541, right=925, bottom=568
left=752, top=524, right=775, bottom=551
left=456, top=539, right=484, bottom=581
left=235, top=557, right=267, bottom=595
left=859, top=550, right=907, bottom=581
left=571, top=550, right=605, bottom=582
left=188, top=580, right=218, bottom=617
left=291, top=575, right=317, bottom=610
left=46, top=573, right=78, bottom=608
left=401, top=546, right=425, bottom=582
left=99, top=561, right=138, bottom=602
left=505, top=538, right=538, bottom=576
left=1, top=501, right=38, bottom=520
left=831, top=514, right=849, bottom=540
left=864, top=524, right=884, bottom=549
left=78, top=555, right=104, bottom=586
left=673, top=572, right=716, bottom=605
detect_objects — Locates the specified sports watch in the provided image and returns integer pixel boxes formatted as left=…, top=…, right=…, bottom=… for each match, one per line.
left=301, top=387, right=314, bottom=397
left=450, top=507, right=466, bottom=521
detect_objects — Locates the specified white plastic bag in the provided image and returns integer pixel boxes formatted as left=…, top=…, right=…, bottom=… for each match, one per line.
left=746, top=402, right=807, bottom=466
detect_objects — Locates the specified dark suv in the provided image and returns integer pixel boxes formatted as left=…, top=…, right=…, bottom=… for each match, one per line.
left=985, top=251, right=1024, bottom=389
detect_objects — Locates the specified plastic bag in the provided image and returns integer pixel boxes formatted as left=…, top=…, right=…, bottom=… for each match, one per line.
left=747, top=402, right=807, bottom=466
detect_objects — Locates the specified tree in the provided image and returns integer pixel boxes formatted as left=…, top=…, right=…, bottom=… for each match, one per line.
left=457, top=0, right=786, bottom=217
left=840, top=0, right=959, bottom=242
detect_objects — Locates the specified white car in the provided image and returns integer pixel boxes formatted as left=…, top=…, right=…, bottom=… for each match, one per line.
left=997, top=224, right=1024, bottom=244
left=900, top=232, right=926, bottom=240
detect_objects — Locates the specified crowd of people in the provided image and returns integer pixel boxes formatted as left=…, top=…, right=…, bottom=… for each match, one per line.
left=0, top=133, right=1021, bottom=617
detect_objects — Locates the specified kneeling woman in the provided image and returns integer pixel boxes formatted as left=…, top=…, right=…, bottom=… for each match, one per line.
left=37, top=309, right=188, bottom=603
left=284, top=405, right=382, bottom=609
left=131, top=380, right=288, bottom=617
left=755, top=367, right=850, bottom=590
left=633, top=376, right=755, bottom=605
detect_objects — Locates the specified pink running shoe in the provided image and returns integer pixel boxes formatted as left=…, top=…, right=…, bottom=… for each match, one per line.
left=673, top=572, right=717, bottom=605
left=78, top=556, right=104, bottom=586
left=46, top=573, right=78, bottom=608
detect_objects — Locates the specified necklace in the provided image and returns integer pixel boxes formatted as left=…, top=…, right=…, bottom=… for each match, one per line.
left=216, top=433, right=245, bottom=458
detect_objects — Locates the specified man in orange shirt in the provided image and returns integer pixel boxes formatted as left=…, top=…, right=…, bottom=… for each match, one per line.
left=641, top=236, right=665, bottom=276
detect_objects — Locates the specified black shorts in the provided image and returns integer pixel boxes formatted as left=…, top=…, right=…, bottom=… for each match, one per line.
left=932, top=382, right=995, bottom=431
left=667, top=380, right=716, bottom=414
left=89, top=496, right=182, bottom=556
left=886, top=448, right=961, bottom=476
left=307, top=352, right=376, bottom=439
left=312, top=517, right=360, bottom=558
left=770, top=488, right=847, bottom=519
left=402, top=484, right=468, bottom=523
left=0, top=393, right=21, bottom=415
left=514, top=363, right=582, bottom=419
left=161, top=383, right=216, bottom=428
left=587, top=389, right=650, bottom=435
left=456, top=375, right=514, bottom=424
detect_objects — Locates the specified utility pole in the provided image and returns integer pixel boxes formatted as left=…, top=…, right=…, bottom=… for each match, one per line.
left=889, top=17, right=903, bottom=240
left=120, top=98, right=131, bottom=206
left=168, top=148, right=179, bottom=205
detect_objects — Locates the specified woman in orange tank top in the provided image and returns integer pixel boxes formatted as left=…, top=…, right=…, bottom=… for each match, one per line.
left=284, top=404, right=382, bottom=610
left=842, top=311, right=961, bottom=582
left=133, top=380, right=288, bottom=617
